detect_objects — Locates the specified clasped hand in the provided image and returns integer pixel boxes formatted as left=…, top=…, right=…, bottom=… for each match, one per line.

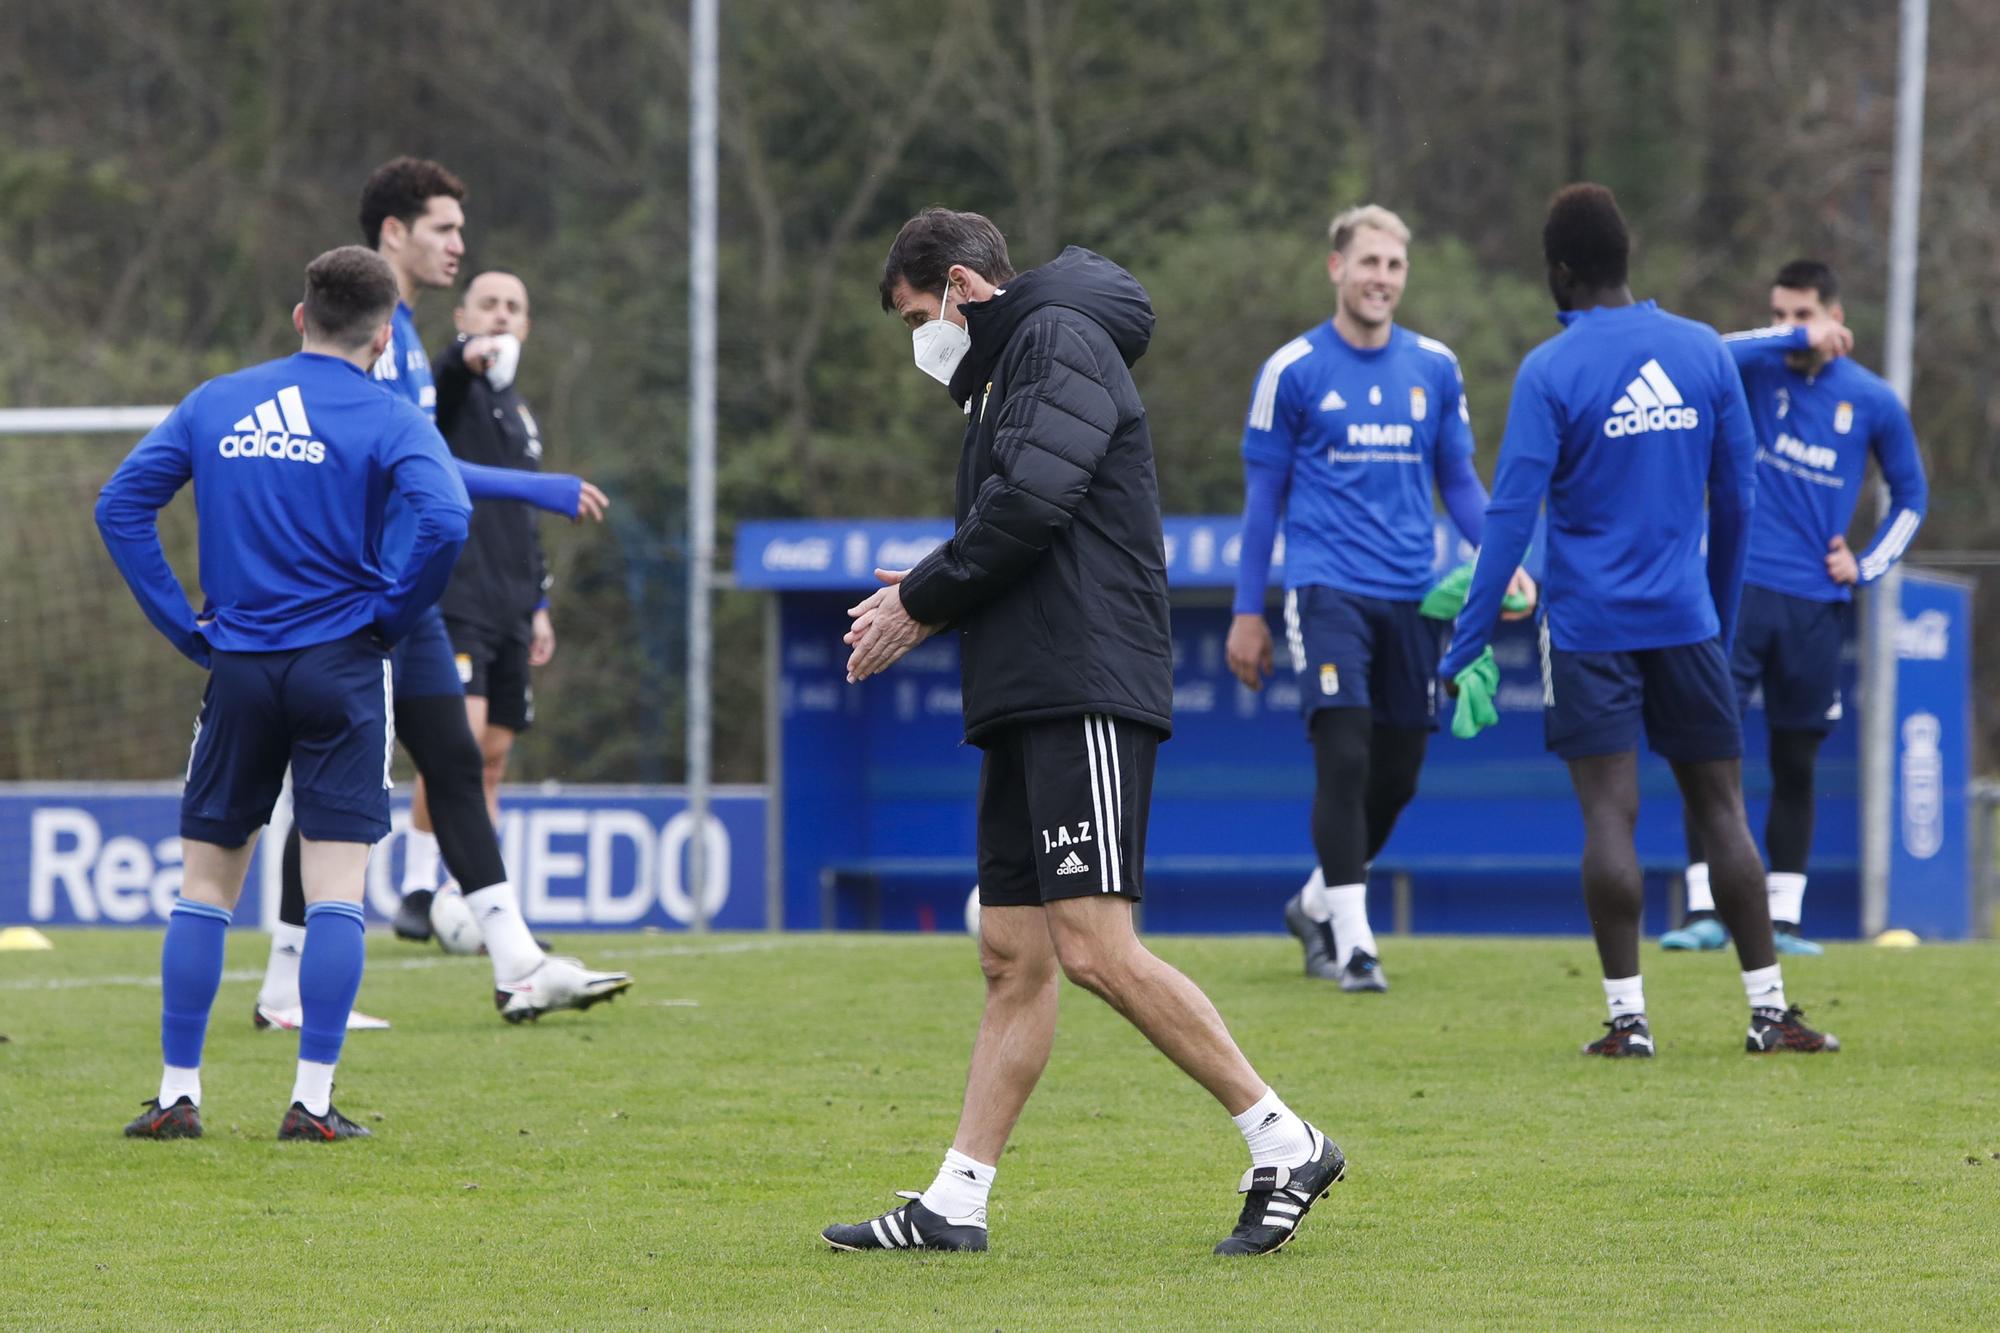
left=844, top=569, right=937, bottom=683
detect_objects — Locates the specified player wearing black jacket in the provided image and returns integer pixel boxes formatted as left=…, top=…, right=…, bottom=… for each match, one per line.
left=405, top=272, right=605, bottom=846
left=824, top=210, right=1340, bottom=1259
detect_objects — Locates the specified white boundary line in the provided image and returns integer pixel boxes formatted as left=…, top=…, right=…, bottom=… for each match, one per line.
left=0, top=933, right=900, bottom=991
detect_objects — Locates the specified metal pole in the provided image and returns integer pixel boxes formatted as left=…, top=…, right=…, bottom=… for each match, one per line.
left=686, top=0, right=718, bottom=932
left=1862, top=0, right=1928, bottom=939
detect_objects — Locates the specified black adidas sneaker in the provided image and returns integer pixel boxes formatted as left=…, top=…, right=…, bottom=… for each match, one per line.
left=1283, top=891, right=1343, bottom=981
left=821, top=1191, right=987, bottom=1253
left=124, top=1096, right=202, bottom=1140
left=1214, top=1123, right=1345, bottom=1256
left=1583, top=1014, right=1655, bottom=1057
left=278, top=1101, right=373, bottom=1142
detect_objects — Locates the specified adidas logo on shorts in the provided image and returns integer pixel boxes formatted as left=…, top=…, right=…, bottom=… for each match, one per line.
left=1603, top=359, right=1701, bottom=438
left=1055, top=850, right=1090, bottom=876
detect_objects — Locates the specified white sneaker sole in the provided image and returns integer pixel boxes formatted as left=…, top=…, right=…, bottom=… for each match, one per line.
left=254, top=1004, right=392, bottom=1032
left=496, top=975, right=633, bottom=1023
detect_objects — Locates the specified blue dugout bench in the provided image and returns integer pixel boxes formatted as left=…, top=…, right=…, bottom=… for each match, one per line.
left=739, top=517, right=1970, bottom=939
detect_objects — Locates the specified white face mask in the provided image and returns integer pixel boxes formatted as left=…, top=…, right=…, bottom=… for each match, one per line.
left=911, top=280, right=971, bottom=385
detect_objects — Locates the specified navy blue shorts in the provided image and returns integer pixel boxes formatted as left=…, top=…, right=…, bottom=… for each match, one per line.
left=1282, top=585, right=1442, bottom=731
left=1733, top=584, right=1848, bottom=733
left=390, top=604, right=465, bottom=700
left=182, top=633, right=394, bottom=847
left=1543, top=632, right=1742, bottom=762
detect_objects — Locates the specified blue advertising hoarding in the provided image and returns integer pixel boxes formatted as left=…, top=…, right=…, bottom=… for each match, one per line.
left=0, top=785, right=767, bottom=932
left=1888, top=572, right=1973, bottom=937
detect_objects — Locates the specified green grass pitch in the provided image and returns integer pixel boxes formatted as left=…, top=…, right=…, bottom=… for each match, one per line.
left=3, top=928, right=1997, bottom=1329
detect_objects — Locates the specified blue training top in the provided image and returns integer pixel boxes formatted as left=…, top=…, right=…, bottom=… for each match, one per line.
left=1233, top=322, right=1487, bottom=610
left=1442, top=300, right=1757, bottom=679
left=96, top=351, right=471, bottom=663
left=365, top=297, right=581, bottom=569
left=1721, top=324, right=1927, bottom=602
left=371, top=300, right=437, bottom=418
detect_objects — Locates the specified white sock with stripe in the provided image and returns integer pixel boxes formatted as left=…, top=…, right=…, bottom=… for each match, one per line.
left=918, top=1148, right=993, bottom=1226
left=1297, top=866, right=1331, bottom=923
left=1234, top=1086, right=1314, bottom=1168
left=465, top=881, right=544, bottom=984
left=1743, top=964, right=1786, bottom=1014
left=257, top=922, right=306, bottom=1011
left=1325, top=883, right=1374, bottom=968
left=1603, top=974, right=1646, bottom=1023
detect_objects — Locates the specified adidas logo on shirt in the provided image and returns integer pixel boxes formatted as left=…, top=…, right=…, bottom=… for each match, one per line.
left=1318, top=389, right=1347, bottom=412
left=218, top=386, right=326, bottom=463
left=1603, top=359, right=1701, bottom=438
left=1055, top=850, right=1091, bottom=876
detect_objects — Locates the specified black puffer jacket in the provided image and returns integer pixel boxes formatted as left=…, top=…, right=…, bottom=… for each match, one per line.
left=897, top=247, right=1173, bottom=745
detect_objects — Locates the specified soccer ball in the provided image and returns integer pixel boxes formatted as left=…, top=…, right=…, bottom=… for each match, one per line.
left=964, top=885, right=981, bottom=938
left=429, top=886, right=485, bottom=956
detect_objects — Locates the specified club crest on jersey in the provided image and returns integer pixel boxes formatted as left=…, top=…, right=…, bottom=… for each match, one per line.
left=1834, top=401, right=1854, bottom=434
left=1319, top=663, right=1339, bottom=696
left=519, top=404, right=543, bottom=459
left=1368, top=385, right=1382, bottom=406
left=1409, top=386, right=1427, bottom=421
left=1776, top=386, right=1791, bottom=420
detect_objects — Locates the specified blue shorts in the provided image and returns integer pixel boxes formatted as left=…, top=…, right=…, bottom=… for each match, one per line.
left=390, top=604, right=465, bottom=700
left=1543, top=633, right=1742, bottom=763
left=1283, top=585, right=1442, bottom=731
left=182, top=633, right=394, bottom=847
left=1733, top=584, right=1848, bottom=733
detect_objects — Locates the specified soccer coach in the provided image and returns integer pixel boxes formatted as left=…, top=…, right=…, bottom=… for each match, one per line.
left=826, top=208, right=1338, bottom=1258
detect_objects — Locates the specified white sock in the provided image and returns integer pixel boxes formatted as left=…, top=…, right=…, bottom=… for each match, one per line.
left=465, top=881, right=544, bottom=984
left=1297, top=866, right=1331, bottom=923
left=1684, top=862, right=1714, bottom=914
left=1325, top=882, right=1374, bottom=967
left=159, top=1065, right=201, bottom=1109
left=257, top=923, right=307, bottom=1010
left=1743, top=963, right=1786, bottom=1014
left=1233, top=1086, right=1315, bottom=1168
left=1603, top=974, right=1646, bottom=1023
left=290, top=1059, right=336, bottom=1116
left=917, top=1147, right=994, bottom=1226
left=1767, top=873, right=1807, bottom=928
left=402, top=828, right=441, bottom=894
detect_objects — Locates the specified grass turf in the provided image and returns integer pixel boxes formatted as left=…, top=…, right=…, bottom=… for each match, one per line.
left=2, top=928, right=1997, bottom=1330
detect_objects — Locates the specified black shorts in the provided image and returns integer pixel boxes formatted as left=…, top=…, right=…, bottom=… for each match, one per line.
left=976, top=714, right=1158, bottom=908
left=1542, top=631, right=1742, bottom=763
left=182, top=633, right=394, bottom=847
left=1282, top=585, right=1443, bottom=731
left=1733, top=584, right=1848, bottom=733
left=445, top=616, right=534, bottom=732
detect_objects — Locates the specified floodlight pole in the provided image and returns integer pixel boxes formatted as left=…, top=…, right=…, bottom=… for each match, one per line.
left=686, top=0, right=719, bottom=933
left=1862, top=0, right=1928, bottom=939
